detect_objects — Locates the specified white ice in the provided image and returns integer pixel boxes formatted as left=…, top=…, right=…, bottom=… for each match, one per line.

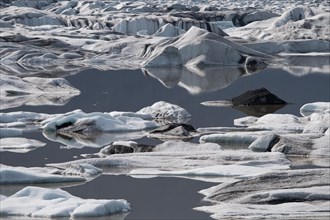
left=0, top=186, right=130, bottom=218
left=300, top=102, right=330, bottom=117
left=41, top=109, right=159, bottom=132
left=137, top=101, right=191, bottom=121
left=48, top=140, right=291, bottom=182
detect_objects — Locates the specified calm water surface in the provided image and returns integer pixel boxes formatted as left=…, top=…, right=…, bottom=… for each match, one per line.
left=1, top=67, right=329, bottom=220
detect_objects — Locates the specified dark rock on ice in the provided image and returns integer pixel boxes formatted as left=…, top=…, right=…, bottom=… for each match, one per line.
left=230, top=88, right=287, bottom=106
left=149, top=123, right=197, bottom=140
left=201, top=87, right=287, bottom=116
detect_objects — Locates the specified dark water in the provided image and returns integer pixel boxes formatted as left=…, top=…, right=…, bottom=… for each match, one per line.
left=3, top=68, right=330, bottom=127
left=65, top=175, right=214, bottom=220
left=1, top=67, right=329, bottom=220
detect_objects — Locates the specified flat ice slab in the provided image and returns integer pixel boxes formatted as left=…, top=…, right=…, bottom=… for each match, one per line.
left=0, top=165, right=85, bottom=184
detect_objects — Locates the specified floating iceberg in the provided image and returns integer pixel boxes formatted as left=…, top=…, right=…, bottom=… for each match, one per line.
left=41, top=101, right=190, bottom=134
left=300, top=102, right=330, bottom=117
left=0, top=164, right=85, bottom=184
left=137, top=101, right=191, bottom=121
left=197, top=168, right=330, bottom=219
left=0, top=186, right=130, bottom=218
left=41, top=109, right=159, bottom=132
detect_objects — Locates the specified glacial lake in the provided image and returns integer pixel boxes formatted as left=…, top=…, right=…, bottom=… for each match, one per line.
left=1, top=66, right=329, bottom=219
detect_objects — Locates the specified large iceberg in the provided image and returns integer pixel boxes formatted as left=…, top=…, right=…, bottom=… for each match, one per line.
left=142, top=26, right=272, bottom=68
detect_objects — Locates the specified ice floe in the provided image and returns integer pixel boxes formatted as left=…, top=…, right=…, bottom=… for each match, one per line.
left=0, top=164, right=84, bottom=184
left=200, top=101, right=330, bottom=170
left=300, top=102, right=330, bottom=116
left=40, top=101, right=189, bottom=134
left=196, top=200, right=330, bottom=220
left=0, top=186, right=130, bottom=218
left=197, top=168, right=330, bottom=219
left=41, top=110, right=158, bottom=132
left=0, top=101, right=192, bottom=148
left=201, top=103, right=329, bottom=152
left=47, top=141, right=291, bottom=182
left=137, top=101, right=191, bottom=122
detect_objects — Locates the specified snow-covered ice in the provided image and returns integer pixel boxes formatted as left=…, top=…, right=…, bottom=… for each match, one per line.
left=1, top=0, right=328, bottom=75
left=41, top=109, right=159, bottom=132
left=137, top=101, right=191, bottom=121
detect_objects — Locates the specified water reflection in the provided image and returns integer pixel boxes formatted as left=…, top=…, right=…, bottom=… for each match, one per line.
left=43, top=130, right=147, bottom=149
left=0, top=213, right=128, bottom=220
left=0, top=94, right=77, bottom=110
left=0, top=62, right=84, bottom=78
left=0, top=181, right=86, bottom=197
left=232, top=104, right=287, bottom=117
left=142, top=66, right=247, bottom=94
left=281, top=54, right=330, bottom=76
